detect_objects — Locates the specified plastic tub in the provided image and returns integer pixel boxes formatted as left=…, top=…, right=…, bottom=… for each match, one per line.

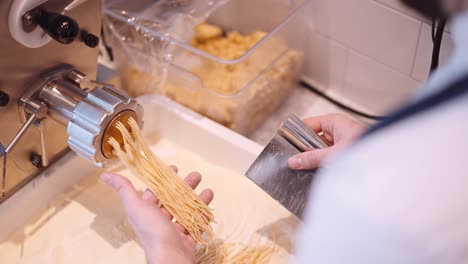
left=108, top=0, right=310, bottom=135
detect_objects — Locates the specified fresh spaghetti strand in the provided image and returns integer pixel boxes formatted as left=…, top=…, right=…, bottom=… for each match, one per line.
left=109, top=117, right=215, bottom=245
left=195, top=240, right=277, bottom=264
left=110, top=117, right=279, bottom=263
left=228, top=243, right=277, bottom=264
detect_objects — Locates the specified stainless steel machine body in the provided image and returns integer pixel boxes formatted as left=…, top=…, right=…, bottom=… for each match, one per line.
left=0, top=0, right=143, bottom=203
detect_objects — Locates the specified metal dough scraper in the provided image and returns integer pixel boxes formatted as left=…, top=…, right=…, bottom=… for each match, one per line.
left=245, top=114, right=330, bottom=219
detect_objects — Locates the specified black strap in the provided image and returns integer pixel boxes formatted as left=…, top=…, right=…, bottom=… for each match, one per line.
left=362, top=75, right=468, bottom=138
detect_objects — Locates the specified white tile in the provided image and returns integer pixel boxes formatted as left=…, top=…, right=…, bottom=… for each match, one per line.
left=343, top=51, right=421, bottom=114
left=314, top=0, right=421, bottom=75
left=376, top=0, right=453, bottom=34
left=290, top=0, right=310, bottom=9
left=291, top=0, right=316, bottom=33
left=412, top=23, right=455, bottom=82
left=374, top=0, right=429, bottom=22
left=296, top=0, right=316, bottom=29
left=303, top=32, right=349, bottom=93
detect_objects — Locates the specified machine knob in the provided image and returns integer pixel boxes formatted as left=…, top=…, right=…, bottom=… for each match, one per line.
left=37, top=11, right=80, bottom=45
left=0, top=91, right=9, bottom=107
left=81, top=32, right=100, bottom=48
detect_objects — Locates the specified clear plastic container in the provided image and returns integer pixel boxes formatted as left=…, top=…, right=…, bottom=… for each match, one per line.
left=108, top=0, right=310, bottom=135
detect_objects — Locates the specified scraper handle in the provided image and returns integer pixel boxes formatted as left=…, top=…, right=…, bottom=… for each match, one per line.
left=279, top=114, right=331, bottom=152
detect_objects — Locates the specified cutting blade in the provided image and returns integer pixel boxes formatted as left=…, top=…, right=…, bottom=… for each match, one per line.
left=246, top=134, right=316, bottom=218
left=245, top=114, right=328, bottom=219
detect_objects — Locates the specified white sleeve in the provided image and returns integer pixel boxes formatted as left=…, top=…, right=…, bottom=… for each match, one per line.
left=293, top=165, right=439, bottom=264
left=292, top=97, right=468, bottom=264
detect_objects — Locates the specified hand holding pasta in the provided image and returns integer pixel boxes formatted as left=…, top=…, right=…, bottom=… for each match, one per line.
left=108, top=117, right=215, bottom=245
left=103, top=117, right=279, bottom=264
left=100, top=170, right=213, bottom=264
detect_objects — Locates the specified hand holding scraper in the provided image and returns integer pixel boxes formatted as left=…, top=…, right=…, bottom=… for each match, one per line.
left=245, top=114, right=331, bottom=218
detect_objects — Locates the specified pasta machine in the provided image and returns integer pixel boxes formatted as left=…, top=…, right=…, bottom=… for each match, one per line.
left=0, top=0, right=143, bottom=204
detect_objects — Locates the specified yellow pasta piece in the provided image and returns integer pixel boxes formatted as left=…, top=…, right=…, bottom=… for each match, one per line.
left=194, top=23, right=223, bottom=42
left=192, top=23, right=267, bottom=61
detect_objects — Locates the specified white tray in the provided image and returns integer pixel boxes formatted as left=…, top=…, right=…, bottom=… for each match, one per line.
left=0, top=95, right=263, bottom=242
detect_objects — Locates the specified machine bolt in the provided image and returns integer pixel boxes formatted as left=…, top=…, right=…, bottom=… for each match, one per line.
left=68, top=69, right=87, bottom=85
left=81, top=32, right=100, bottom=48
left=22, top=9, right=41, bottom=33
left=23, top=12, right=34, bottom=26
left=0, top=91, right=9, bottom=107
left=30, top=152, right=42, bottom=168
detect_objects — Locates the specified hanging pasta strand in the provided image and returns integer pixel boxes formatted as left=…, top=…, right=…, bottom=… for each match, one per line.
left=109, top=117, right=215, bottom=245
left=109, top=117, right=279, bottom=263
left=195, top=239, right=277, bottom=264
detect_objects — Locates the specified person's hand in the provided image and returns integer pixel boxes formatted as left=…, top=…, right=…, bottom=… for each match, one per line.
left=288, top=114, right=367, bottom=170
left=100, top=167, right=213, bottom=264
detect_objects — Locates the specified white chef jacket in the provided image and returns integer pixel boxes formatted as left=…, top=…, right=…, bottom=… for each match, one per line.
left=294, top=12, right=468, bottom=264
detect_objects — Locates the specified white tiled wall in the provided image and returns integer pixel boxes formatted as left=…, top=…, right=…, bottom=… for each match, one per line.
left=300, top=0, right=455, bottom=115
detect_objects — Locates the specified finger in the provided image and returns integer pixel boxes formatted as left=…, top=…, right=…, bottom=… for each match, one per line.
left=142, top=188, right=158, bottom=203
left=303, top=114, right=344, bottom=136
left=175, top=188, right=214, bottom=235
left=322, top=133, right=334, bottom=143
left=140, top=166, right=177, bottom=206
left=184, top=171, right=202, bottom=190
left=317, top=131, right=333, bottom=144
left=169, top=165, right=178, bottom=174
left=159, top=207, right=173, bottom=220
left=302, top=115, right=333, bottom=133
left=288, top=148, right=333, bottom=170
left=100, top=173, right=140, bottom=209
left=183, top=235, right=197, bottom=249
left=175, top=223, right=187, bottom=234
left=159, top=172, right=203, bottom=221
left=197, top=189, right=214, bottom=231
left=199, top=188, right=214, bottom=205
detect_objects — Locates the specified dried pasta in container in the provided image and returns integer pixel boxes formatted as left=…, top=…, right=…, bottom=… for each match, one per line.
left=105, top=0, right=307, bottom=135
left=163, top=22, right=303, bottom=135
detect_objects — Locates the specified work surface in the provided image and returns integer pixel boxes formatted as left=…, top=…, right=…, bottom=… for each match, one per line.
left=0, top=139, right=299, bottom=263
